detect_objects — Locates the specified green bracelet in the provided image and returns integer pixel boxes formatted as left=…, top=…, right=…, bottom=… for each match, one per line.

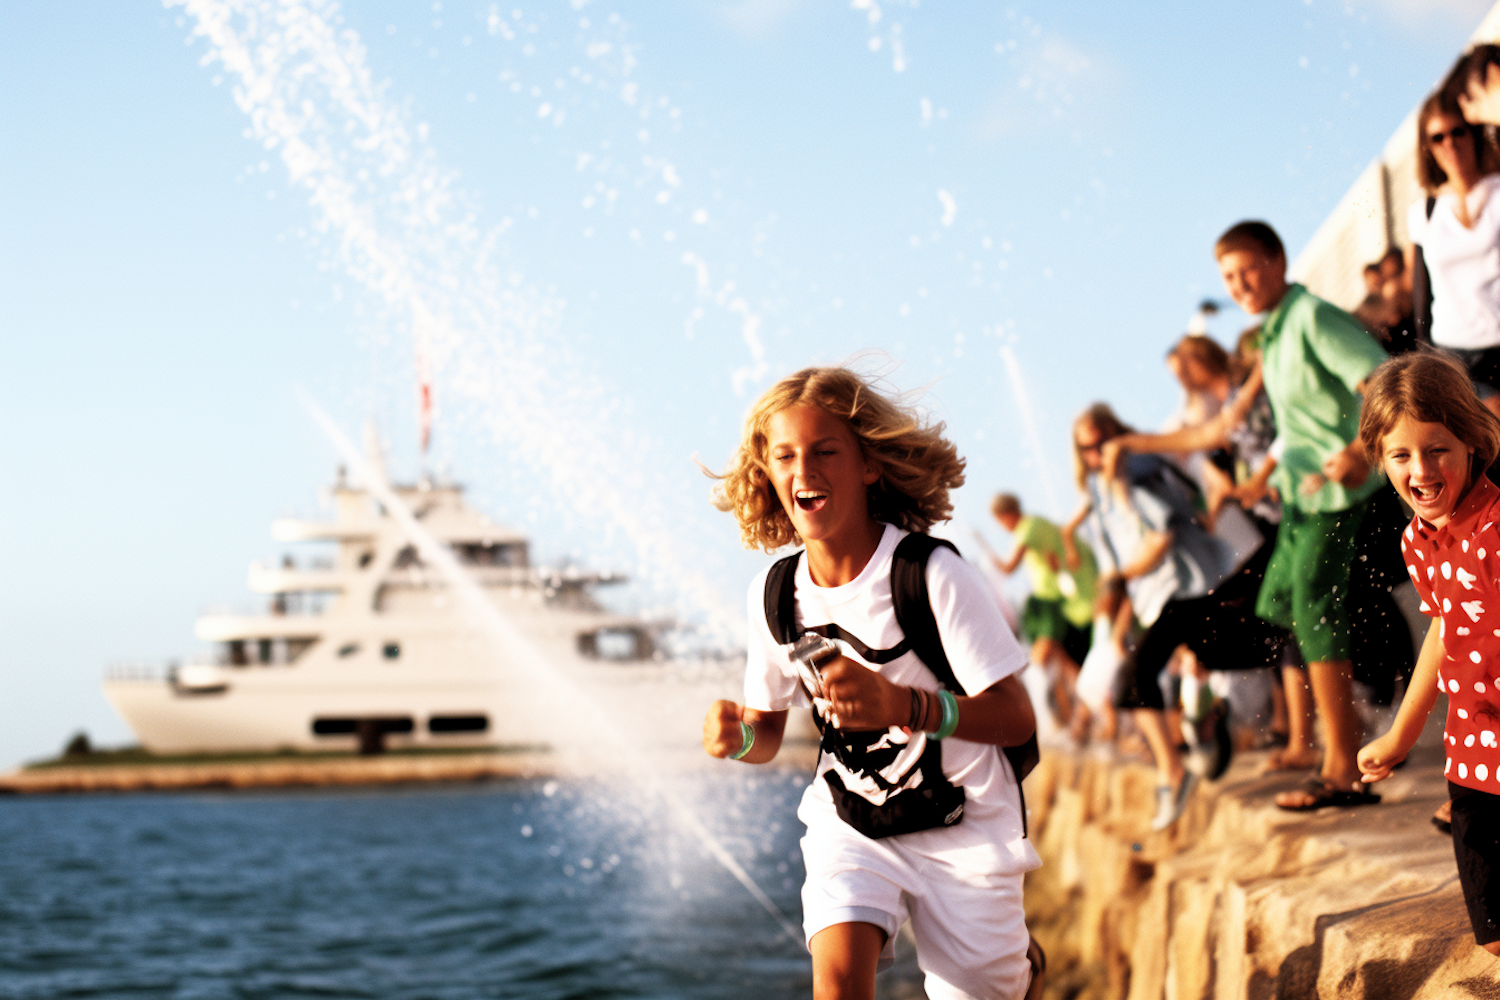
left=729, top=720, right=755, bottom=760
left=928, top=689, right=959, bottom=740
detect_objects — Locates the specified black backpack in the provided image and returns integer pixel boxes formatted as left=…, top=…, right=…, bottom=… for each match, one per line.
left=764, top=532, right=1040, bottom=838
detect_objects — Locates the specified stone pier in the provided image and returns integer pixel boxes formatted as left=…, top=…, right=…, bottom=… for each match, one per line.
left=1024, top=739, right=1500, bottom=999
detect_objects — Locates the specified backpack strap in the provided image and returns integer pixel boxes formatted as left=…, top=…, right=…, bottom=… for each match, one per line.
left=889, top=533, right=1040, bottom=835
left=889, top=533, right=961, bottom=692
left=762, top=534, right=1039, bottom=836
left=765, top=548, right=913, bottom=661
left=764, top=551, right=802, bottom=645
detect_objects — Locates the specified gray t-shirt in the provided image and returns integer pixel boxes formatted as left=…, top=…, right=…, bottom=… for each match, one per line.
left=1087, top=456, right=1234, bottom=626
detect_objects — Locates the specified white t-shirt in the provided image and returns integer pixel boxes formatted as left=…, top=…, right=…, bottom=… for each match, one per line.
left=1408, top=173, right=1500, bottom=350
left=744, top=523, right=1039, bottom=876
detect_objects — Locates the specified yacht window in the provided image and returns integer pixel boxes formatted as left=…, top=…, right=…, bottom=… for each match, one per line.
left=428, top=714, right=489, bottom=733
left=257, top=638, right=273, bottom=665
left=337, top=643, right=359, bottom=658
left=580, top=628, right=648, bottom=661
left=393, top=546, right=423, bottom=569
left=382, top=642, right=401, bottom=660
left=285, top=638, right=317, bottom=663
left=358, top=551, right=374, bottom=569
left=312, top=717, right=413, bottom=735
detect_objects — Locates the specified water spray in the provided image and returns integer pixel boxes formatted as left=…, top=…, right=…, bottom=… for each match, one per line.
left=298, top=392, right=802, bottom=945
left=999, top=344, right=1064, bottom=518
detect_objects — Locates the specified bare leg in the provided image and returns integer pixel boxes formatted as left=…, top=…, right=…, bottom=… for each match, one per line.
left=1269, top=669, right=1289, bottom=740
left=1133, top=708, right=1185, bottom=787
left=1099, top=703, right=1119, bottom=743
left=1263, top=666, right=1319, bottom=772
left=810, top=922, right=885, bottom=1000
left=1276, top=659, right=1362, bottom=808
left=1034, top=637, right=1080, bottom=727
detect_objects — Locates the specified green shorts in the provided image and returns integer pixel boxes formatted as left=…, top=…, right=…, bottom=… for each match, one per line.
left=1255, top=501, right=1367, bottom=663
left=1021, top=596, right=1069, bottom=645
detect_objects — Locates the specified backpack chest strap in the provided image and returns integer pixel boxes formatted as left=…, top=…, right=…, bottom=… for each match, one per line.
left=801, top=623, right=912, bottom=664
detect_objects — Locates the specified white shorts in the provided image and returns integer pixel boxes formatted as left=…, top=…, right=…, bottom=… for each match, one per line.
left=800, top=817, right=1032, bottom=1000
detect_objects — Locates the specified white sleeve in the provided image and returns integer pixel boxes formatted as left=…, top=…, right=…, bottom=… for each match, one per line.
left=741, top=566, right=803, bottom=712
left=926, top=546, right=1029, bottom=695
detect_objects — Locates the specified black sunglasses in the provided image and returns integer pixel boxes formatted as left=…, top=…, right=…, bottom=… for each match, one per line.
left=1428, top=125, right=1472, bottom=147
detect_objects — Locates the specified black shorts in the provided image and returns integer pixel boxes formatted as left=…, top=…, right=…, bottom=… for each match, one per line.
left=1449, top=781, right=1500, bottom=945
left=1113, top=541, right=1288, bottom=712
left=1061, top=620, right=1092, bottom=670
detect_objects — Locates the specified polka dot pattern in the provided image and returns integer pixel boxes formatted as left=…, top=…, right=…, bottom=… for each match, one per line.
left=1407, top=476, right=1500, bottom=793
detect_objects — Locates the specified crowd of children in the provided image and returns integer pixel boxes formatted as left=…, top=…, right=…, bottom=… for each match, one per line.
left=691, top=44, right=1500, bottom=1000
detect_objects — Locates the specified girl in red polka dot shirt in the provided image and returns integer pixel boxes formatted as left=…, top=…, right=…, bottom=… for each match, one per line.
left=1357, top=350, right=1500, bottom=956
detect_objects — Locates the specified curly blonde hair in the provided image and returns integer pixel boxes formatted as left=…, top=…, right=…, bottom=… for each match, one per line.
left=712, top=366, right=966, bottom=552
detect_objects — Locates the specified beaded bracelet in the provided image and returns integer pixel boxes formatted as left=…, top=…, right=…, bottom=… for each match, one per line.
left=928, top=689, right=960, bottom=740
left=729, top=720, right=756, bottom=760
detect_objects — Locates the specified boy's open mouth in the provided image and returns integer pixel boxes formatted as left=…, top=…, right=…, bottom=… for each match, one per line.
left=795, top=489, right=828, bottom=512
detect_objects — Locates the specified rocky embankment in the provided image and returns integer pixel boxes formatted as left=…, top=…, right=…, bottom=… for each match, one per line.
left=1024, top=738, right=1500, bottom=999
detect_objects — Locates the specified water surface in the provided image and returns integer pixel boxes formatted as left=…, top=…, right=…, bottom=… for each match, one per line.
left=1, top=771, right=923, bottom=999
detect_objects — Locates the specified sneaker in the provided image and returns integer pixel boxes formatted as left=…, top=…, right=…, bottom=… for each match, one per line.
left=1151, top=771, right=1200, bottom=831
left=1203, top=701, right=1233, bottom=781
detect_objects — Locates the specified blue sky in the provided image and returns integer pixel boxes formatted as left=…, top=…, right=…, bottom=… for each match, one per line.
left=0, top=0, right=1491, bottom=768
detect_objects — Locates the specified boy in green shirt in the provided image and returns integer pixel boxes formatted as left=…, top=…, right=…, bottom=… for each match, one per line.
left=1215, top=220, right=1388, bottom=811
left=992, top=493, right=1096, bottom=733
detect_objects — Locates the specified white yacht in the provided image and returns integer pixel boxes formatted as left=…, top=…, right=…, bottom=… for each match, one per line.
left=104, top=467, right=722, bottom=756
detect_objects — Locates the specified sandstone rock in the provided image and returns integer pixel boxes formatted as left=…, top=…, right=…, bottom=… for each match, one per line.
left=1024, top=739, right=1500, bottom=999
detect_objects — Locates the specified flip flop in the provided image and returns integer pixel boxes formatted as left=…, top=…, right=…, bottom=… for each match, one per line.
left=1276, top=776, right=1381, bottom=812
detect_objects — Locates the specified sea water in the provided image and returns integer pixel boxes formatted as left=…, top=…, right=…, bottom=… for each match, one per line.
left=0, top=772, right=925, bottom=999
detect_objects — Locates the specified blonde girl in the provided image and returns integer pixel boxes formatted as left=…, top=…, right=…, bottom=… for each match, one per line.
left=702, top=366, right=1041, bottom=1000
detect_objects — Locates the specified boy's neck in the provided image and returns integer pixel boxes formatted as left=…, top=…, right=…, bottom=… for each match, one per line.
left=804, top=518, right=886, bottom=588
left=1265, top=281, right=1291, bottom=315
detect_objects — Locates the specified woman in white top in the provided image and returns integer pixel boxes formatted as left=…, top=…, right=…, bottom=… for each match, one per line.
left=1408, top=87, right=1500, bottom=418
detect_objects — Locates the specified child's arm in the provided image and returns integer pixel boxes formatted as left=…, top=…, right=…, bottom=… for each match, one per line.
left=1320, top=439, right=1372, bottom=491
left=1116, top=530, right=1171, bottom=582
left=993, top=543, right=1027, bottom=576
left=1232, top=454, right=1278, bottom=509
left=1359, top=617, right=1444, bottom=782
left=702, top=701, right=788, bottom=764
left=817, top=656, right=1036, bottom=747
left=1062, top=501, right=1092, bottom=572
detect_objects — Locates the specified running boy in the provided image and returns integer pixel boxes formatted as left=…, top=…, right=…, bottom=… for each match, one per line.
left=1357, top=351, right=1500, bottom=955
left=702, top=366, right=1042, bottom=1000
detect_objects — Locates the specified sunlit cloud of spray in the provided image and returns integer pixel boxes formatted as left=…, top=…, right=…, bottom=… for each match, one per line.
left=300, top=391, right=800, bottom=944
left=998, top=344, right=1063, bottom=518
left=173, top=0, right=742, bottom=641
